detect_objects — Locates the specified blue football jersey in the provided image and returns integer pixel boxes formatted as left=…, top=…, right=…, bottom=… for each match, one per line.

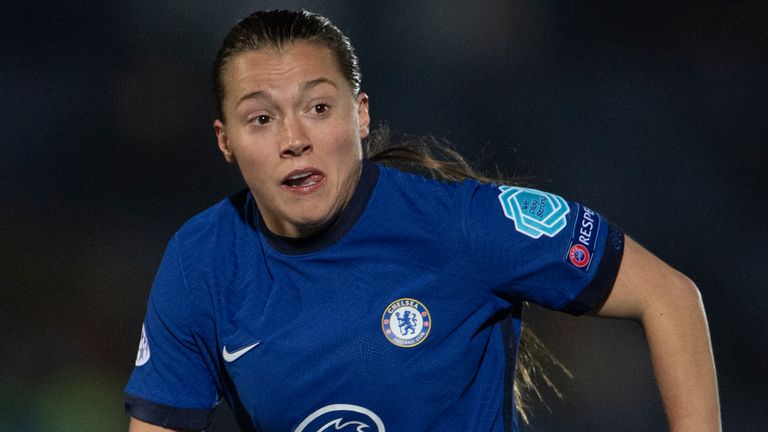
left=125, top=161, right=624, bottom=431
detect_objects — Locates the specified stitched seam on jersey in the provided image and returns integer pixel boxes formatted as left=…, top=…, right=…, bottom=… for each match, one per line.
left=458, top=179, right=476, bottom=261
left=458, top=181, right=506, bottom=310
left=172, top=232, right=221, bottom=406
left=171, top=234, right=195, bottom=345
left=500, top=314, right=514, bottom=432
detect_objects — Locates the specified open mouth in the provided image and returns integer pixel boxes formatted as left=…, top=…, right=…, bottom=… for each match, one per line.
left=282, top=169, right=325, bottom=191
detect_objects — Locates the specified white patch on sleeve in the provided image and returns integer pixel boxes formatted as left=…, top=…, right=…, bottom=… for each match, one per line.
left=135, top=323, right=151, bottom=366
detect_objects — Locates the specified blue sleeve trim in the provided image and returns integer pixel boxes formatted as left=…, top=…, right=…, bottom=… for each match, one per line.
left=125, top=393, right=215, bottom=430
left=562, top=224, right=625, bottom=316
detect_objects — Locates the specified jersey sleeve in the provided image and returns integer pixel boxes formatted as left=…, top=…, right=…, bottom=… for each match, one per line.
left=461, top=182, right=625, bottom=315
left=124, top=234, right=219, bottom=430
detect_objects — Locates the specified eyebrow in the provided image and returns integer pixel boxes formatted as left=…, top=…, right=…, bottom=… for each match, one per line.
left=300, top=77, right=337, bottom=92
left=235, top=78, right=338, bottom=108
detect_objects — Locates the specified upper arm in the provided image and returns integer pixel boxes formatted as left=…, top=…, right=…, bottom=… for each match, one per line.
left=590, top=238, right=720, bottom=431
left=129, top=417, right=182, bottom=432
left=592, top=235, right=700, bottom=320
left=461, top=182, right=625, bottom=313
left=124, top=235, right=219, bottom=429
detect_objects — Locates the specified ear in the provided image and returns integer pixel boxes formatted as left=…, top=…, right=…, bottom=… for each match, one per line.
left=214, top=119, right=236, bottom=164
left=356, top=92, right=370, bottom=139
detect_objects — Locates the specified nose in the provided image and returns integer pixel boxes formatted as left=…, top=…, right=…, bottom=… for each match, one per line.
left=280, top=116, right=312, bottom=158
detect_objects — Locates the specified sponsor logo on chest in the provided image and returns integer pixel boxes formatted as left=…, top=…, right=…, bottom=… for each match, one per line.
left=295, top=404, right=385, bottom=432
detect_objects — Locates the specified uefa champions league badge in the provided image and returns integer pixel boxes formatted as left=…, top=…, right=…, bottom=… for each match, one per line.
left=381, top=298, right=431, bottom=348
left=568, top=243, right=590, bottom=268
left=563, top=204, right=600, bottom=272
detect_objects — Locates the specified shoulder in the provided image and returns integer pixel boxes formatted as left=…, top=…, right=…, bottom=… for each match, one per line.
left=365, top=165, right=500, bottom=251
left=152, top=189, right=259, bottom=314
left=160, top=189, right=259, bottom=288
left=373, top=164, right=481, bottom=207
left=172, top=188, right=252, bottom=250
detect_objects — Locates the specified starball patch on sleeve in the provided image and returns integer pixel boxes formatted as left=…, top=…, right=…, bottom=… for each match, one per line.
left=563, top=204, right=601, bottom=272
left=497, top=186, right=570, bottom=239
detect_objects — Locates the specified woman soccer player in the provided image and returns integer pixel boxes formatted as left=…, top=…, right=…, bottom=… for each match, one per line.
left=125, top=10, right=720, bottom=432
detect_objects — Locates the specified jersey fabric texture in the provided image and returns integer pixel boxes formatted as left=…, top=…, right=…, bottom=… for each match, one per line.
left=125, top=161, right=624, bottom=431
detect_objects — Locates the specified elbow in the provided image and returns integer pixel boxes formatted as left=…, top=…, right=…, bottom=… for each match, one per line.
left=643, top=270, right=705, bottom=323
left=673, top=271, right=703, bottom=307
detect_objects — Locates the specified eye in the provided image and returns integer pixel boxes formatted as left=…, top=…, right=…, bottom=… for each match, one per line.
left=250, top=114, right=271, bottom=125
left=312, top=103, right=329, bottom=114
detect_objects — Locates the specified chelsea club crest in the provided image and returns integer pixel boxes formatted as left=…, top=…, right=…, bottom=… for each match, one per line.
left=381, top=298, right=431, bottom=348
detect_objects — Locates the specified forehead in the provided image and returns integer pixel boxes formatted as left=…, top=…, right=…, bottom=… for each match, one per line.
left=222, top=42, right=349, bottom=98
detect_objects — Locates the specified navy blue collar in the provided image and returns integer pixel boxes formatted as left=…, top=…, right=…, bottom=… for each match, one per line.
left=252, top=160, right=380, bottom=255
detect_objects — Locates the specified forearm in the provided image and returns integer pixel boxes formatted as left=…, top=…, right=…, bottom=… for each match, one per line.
left=640, top=275, right=720, bottom=432
left=129, top=417, right=182, bottom=432
left=595, top=237, right=721, bottom=430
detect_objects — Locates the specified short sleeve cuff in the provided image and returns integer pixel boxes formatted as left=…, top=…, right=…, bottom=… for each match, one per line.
left=125, top=394, right=215, bottom=431
left=562, top=224, right=625, bottom=316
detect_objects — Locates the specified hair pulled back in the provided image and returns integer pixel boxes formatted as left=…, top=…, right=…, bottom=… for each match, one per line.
left=213, top=9, right=361, bottom=120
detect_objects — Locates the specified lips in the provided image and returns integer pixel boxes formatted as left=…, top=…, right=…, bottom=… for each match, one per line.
left=281, top=168, right=325, bottom=193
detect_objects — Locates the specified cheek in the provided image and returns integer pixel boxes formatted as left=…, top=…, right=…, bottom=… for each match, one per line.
left=326, top=121, right=362, bottom=157
left=229, top=141, right=272, bottom=181
left=330, top=136, right=362, bottom=166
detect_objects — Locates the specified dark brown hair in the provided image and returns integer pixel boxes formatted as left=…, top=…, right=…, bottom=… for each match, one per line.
left=213, top=9, right=361, bottom=121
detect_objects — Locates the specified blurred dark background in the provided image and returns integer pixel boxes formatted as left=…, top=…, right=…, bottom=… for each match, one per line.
left=1, top=1, right=766, bottom=431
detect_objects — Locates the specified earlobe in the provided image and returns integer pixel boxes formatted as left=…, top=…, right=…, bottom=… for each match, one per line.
left=357, top=92, right=370, bottom=139
left=213, top=119, right=236, bottom=164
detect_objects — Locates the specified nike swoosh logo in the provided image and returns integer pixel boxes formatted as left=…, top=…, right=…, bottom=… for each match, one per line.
left=222, top=341, right=261, bottom=363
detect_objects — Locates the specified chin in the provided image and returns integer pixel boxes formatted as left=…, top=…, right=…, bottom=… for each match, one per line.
left=288, top=211, right=335, bottom=235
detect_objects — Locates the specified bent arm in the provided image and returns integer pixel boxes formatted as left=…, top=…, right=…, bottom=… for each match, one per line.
left=593, top=236, right=720, bottom=432
left=129, top=417, right=182, bottom=432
